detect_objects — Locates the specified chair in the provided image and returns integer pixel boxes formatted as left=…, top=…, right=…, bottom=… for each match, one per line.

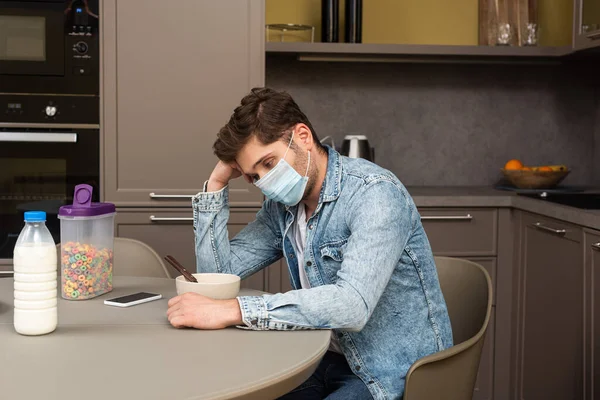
left=56, top=237, right=170, bottom=278
left=403, top=256, right=493, bottom=400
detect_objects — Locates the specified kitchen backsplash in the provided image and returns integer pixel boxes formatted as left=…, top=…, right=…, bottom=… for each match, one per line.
left=266, top=56, right=599, bottom=187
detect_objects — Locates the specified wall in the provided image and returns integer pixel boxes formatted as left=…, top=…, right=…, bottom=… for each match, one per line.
left=266, top=0, right=572, bottom=46
left=266, top=56, right=596, bottom=187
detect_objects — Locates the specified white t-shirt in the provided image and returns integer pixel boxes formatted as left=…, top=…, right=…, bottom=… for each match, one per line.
left=291, top=204, right=343, bottom=354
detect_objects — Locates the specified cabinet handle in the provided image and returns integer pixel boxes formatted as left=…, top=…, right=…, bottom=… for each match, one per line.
left=0, top=132, right=77, bottom=143
left=587, top=32, right=600, bottom=40
left=421, top=214, right=473, bottom=221
left=149, top=193, right=195, bottom=199
left=591, top=243, right=600, bottom=251
left=149, top=215, right=193, bottom=222
left=532, top=222, right=566, bottom=236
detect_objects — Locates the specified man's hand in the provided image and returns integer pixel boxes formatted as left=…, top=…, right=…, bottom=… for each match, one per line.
left=207, top=161, right=252, bottom=192
left=166, top=292, right=243, bottom=329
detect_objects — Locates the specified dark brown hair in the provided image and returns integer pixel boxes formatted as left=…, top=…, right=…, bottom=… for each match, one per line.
left=213, top=87, right=325, bottom=163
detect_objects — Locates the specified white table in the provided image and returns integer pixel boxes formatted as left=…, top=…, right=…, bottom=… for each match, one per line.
left=0, top=276, right=330, bottom=400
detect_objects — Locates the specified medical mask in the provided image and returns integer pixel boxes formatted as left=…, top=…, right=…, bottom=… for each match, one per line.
left=254, top=133, right=311, bottom=206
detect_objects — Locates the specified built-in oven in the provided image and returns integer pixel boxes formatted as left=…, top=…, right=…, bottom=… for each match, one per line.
left=0, top=1, right=100, bottom=270
left=0, top=125, right=99, bottom=261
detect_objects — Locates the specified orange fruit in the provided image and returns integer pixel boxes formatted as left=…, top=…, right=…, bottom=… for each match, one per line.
left=504, top=159, right=524, bottom=170
left=537, top=166, right=552, bottom=172
left=521, top=166, right=532, bottom=171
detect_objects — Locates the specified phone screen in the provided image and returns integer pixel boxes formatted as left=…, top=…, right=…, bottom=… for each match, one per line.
left=106, top=292, right=159, bottom=304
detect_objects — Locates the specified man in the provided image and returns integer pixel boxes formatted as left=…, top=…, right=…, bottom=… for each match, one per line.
left=166, top=87, right=453, bottom=400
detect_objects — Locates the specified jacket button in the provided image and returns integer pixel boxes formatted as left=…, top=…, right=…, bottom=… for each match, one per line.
left=368, top=380, right=374, bottom=384
left=289, top=254, right=294, bottom=258
left=306, top=261, right=312, bottom=266
left=355, top=365, right=361, bottom=371
left=309, top=224, right=314, bottom=230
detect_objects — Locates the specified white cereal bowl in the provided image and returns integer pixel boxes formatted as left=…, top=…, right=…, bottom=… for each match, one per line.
left=175, top=273, right=241, bottom=299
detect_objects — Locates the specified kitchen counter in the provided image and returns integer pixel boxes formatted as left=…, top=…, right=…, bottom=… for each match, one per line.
left=407, top=186, right=600, bottom=231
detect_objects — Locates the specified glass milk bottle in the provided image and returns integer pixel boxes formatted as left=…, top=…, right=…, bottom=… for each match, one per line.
left=13, top=211, right=58, bottom=335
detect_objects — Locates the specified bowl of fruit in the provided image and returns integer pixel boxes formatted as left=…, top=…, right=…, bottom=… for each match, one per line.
left=501, top=159, right=570, bottom=189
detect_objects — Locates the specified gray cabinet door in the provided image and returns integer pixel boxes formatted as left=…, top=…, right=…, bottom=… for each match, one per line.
left=419, top=208, right=498, bottom=257
left=583, top=229, right=600, bottom=400
left=101, top=0, right=265, bottom=207
left=515, top=212, right=583, bottom=400
left=114, top=209, right=196, bottom=278
left=574, top=0, right=600, bottom=50
left=114, top=209, right=268, bottom=291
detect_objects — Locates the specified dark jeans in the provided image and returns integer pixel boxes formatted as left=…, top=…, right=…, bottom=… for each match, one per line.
left=278, top=351, right=373, bottom=400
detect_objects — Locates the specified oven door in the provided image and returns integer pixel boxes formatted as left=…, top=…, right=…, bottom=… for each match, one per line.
left=0, top=1, right=65, bottom=75
left=0, top=127, right=99, bottom=261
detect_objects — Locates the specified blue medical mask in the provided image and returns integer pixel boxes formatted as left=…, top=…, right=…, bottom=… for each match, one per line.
left=254, top=133, right=311, bottom=206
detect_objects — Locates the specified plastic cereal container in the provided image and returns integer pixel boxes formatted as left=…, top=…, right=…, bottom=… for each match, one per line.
left=58, top=184, right=116, bottom=300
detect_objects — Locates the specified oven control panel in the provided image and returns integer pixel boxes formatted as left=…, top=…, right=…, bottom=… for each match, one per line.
left=67, top=2, right=99, bottom=78
left=1, top=95, right=99, bottom=125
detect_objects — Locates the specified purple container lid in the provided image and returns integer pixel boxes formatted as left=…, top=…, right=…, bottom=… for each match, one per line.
left=58, top=184, right=116, bottom=218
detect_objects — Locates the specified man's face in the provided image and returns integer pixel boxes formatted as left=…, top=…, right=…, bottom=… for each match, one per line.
left=236, top=126, right=310, bottom=184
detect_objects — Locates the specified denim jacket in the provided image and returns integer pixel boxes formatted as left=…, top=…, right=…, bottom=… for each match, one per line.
left=192, top=146, right=453, bottom=400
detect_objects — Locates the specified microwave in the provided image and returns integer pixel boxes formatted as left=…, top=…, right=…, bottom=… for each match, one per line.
left=0, top=0, right=99, bottom=97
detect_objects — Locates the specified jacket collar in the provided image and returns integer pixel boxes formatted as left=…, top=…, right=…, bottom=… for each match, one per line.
left=283, top=144, right=342, bottom=213
left=320, top=145, right=342, bottom=203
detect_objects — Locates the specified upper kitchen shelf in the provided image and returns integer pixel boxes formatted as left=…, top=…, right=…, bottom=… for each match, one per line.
left=265, top=42, right=573, bottom=63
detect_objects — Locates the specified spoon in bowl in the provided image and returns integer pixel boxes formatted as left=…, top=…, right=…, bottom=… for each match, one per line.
left=164, top=255, right=198, bottom=283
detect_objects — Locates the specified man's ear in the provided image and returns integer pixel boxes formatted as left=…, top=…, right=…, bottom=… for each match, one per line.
left=295, top=123, right=314, bottom=150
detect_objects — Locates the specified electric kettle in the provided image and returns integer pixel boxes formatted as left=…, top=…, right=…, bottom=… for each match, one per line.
left=340, top=135, right=374, bottom=162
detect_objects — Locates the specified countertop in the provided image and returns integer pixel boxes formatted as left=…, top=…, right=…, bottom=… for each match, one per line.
left=406, top=186, right=600, bottom=231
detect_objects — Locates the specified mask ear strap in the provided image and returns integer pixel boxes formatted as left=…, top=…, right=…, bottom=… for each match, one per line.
left=305, top=150, right=311, bottom=177
left=283, top=131, right=295, bottom=160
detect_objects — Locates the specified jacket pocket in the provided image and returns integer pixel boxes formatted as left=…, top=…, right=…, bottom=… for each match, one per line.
left=319, top=238, right=349, bottom=262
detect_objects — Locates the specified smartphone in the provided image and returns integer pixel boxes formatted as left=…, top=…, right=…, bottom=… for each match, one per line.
left=104, top=292, right=162, bottom=308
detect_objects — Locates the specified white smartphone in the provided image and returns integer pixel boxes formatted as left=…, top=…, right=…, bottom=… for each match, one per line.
left=103, top=292, right=162, bottom=308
